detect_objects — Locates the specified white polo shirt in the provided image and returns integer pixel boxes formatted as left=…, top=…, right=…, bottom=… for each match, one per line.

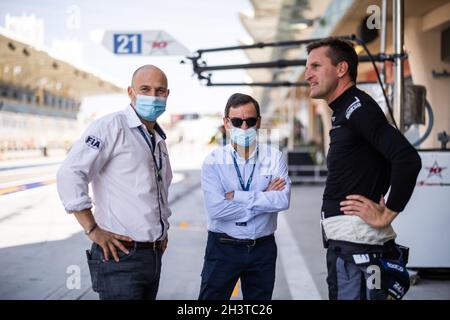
left=57, top=104, right=173, bottom=242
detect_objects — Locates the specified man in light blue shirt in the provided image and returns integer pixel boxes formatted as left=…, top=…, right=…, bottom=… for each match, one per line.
left=199, top=93, right=291, bottom=300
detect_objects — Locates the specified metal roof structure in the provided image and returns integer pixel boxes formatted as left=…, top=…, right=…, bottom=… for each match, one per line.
left=0, top=29, right=124, bottom=100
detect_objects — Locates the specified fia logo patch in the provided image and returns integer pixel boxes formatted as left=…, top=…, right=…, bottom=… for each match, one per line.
left=85, top=135, right=102, bottom=149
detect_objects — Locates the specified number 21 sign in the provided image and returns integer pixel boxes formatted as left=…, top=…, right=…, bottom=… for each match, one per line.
left=103, top=30, right=189, bottom=56
left=113, top=34, right=142, bottom=54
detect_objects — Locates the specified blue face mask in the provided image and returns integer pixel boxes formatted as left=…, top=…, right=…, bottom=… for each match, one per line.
left=134, top=94, right=166, bottom=121
left=230, top=127, right=257, bottom=147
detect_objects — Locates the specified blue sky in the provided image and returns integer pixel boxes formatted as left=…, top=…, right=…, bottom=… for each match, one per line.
left=0, top=0, right=254, bottom=116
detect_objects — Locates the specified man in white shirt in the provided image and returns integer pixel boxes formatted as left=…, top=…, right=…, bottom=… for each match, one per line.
left=57, top=65, right=173, bottom=300
left=199, top=93, right=291, bottom=300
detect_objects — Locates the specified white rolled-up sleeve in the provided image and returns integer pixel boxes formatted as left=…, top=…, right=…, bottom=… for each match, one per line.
left=56, top=120, right=117, bottom=213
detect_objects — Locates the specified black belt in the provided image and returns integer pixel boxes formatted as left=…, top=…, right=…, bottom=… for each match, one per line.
left=121, top=240, right=164, bottom=250
left=212, top=232, right=274, bottom=246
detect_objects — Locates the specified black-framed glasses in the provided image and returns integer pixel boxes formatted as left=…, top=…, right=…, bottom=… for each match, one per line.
left=227, top=117, right=259, bottom=128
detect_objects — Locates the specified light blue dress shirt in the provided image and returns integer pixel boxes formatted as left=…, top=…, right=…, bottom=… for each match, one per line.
left=201, top=143, right=291, bottom=239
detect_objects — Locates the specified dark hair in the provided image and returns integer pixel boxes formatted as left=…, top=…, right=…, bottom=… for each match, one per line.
left=224, top=93, right=260, bottom=118
left=306, top=38, right=358, bottom=82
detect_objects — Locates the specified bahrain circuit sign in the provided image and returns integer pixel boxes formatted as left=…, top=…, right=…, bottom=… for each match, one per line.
left=102, top=30, right=190, bottom=56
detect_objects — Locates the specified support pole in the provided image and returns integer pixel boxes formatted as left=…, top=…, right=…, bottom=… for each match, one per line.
left=393, top=0, right=405, bottom=132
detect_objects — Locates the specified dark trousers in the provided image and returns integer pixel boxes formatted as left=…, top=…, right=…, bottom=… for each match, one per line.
left=326, top=240, right=389, bottom=300
left=86, top=242, right=162, bottom=300
left=199, top=231, right=277, bottom=300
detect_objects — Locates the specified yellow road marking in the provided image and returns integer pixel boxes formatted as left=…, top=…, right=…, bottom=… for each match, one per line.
left=42, top=179, right=56, bottom=185
left=0, top=179, right=56, bottom=195
left=179, top=221, right=189, bottom=229
left=232, top=278, right=240, bottom=297
left=0, top=185, right=23, bottom=195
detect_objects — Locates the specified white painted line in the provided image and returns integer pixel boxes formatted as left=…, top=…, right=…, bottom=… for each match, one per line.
left=277, top=213, right=322, bottom=300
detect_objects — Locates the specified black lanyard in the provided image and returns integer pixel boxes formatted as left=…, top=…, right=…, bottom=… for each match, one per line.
left=232, top=148, right=258, bottom=191
left=138, top=126, right=163, bottom=181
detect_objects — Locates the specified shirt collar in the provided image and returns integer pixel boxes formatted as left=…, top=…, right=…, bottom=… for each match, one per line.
left=125, top=104, right=142, bottom=128
left=328, top=85, right=358, bottom=111
left=124, top=104, right=167, bottom=140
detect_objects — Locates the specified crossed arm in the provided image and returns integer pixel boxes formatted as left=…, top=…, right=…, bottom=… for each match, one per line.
left=225, top=177, right=286, bottom=199
left=202, top=151, right=291, bottom=222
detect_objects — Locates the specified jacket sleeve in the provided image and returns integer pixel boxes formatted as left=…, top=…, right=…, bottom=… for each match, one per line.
left=347, top=102, right=422, bottom=213
left=56, top=119, right=118, bottom=213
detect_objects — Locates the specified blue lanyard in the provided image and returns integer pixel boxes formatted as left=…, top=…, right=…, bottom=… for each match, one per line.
left=232, top=148, right=258, bottom=191
left=138, top=126, right=162, bottom=181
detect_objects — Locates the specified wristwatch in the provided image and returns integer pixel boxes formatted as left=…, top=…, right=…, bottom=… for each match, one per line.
left=85, top=223, right=98, bottom=236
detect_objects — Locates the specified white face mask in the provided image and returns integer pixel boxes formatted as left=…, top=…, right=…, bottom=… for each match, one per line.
left=230, top=127, right=257, bottom=147
left=132, top=89, right=167, bottom=121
